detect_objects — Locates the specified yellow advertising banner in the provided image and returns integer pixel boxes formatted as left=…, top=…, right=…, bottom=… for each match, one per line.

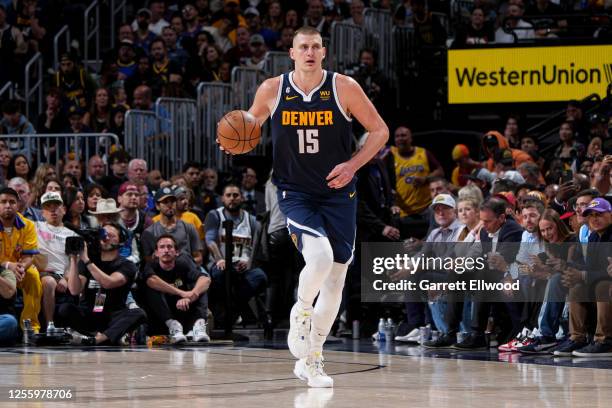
left=448, top=45, right=612, bottom=104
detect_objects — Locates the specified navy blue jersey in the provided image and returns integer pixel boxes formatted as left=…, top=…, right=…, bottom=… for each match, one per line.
left=270, top=70, right=354, bottom=196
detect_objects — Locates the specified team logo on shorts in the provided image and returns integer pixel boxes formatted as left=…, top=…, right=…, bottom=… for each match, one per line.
left=291, top=233, right=299, bottom=248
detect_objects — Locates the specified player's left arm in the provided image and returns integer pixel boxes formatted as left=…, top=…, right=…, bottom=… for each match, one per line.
left=327, top=74, right=389, bottom=189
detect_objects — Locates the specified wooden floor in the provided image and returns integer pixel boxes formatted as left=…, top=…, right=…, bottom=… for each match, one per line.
left=1, top=344, right=612, bottom=407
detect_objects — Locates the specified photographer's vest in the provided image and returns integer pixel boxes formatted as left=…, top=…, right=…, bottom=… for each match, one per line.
left=215, top=208, right=253, bottom=263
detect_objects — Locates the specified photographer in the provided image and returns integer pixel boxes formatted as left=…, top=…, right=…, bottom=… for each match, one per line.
left=58, top=223, right=146, bottom=345
left=34, top=192, right=78, bottom=334
left=143, top=235, right=210, bottom=344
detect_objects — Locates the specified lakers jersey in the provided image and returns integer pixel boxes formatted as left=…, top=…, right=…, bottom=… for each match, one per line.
left=391, top=146, right=431, bottom=216
left=270, top=70, right=353, bottom=196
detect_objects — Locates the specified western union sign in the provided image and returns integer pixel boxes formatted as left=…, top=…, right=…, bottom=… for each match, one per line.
left=448, top=45, right=612, bottom=104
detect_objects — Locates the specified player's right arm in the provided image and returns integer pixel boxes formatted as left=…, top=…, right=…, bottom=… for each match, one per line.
left=217, top=76, right=280, bottom=154
left=248, top=76, right=281, bottom=125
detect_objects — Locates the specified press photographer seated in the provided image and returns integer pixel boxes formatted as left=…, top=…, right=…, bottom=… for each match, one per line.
left=58, top=223, right=147, bottom=345
left=143, top=235, right=211, bottom=344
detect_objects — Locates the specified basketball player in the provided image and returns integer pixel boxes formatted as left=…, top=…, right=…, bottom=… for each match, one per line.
left=218, top=27, right=388, bottom=387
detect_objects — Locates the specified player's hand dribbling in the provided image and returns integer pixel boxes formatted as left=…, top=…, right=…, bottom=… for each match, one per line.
left=326, top=161, right=357, bottom=189
left=216, top=136, right=232, bottom=155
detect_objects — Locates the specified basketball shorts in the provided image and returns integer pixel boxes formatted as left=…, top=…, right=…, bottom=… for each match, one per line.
left=277, top=189, right=357, bottom=264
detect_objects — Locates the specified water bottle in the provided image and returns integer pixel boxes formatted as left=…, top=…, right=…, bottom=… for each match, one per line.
left=386, top=318, right=395, bottom=342
left=377, top=318, right=386, bottom=342
left=23, top=319, right=34, bottom=345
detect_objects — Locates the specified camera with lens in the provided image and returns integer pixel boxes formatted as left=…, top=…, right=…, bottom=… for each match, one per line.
left=64, top=227, right=107, bottom=260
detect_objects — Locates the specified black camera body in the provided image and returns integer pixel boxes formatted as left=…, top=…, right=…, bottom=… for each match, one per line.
left=64, top=227, right=106, bottom=260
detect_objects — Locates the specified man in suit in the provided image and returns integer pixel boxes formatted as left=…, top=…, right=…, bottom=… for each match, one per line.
left=453, top=197, right=524, bottom=350
left=241, top=167, right=266, bottom=215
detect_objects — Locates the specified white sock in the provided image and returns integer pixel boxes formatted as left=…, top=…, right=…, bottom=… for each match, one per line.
left=296, top=234, right=334, bottom=311
left=310, top=262, right=349, bottom=354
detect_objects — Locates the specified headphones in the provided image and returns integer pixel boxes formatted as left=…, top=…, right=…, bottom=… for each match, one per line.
left=101, top=222, right=129, bottom=246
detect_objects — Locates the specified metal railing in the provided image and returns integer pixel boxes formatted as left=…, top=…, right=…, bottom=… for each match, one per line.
left=124, top=109, right=162, bottom=174
left=231, top=66, right=269, bottom=109
left=110, top=0, right=127, bottom=49
left=156, top=97, right=198, bottom=175
left=24, top=52, right=43, bottom=120
left=53, top=25, right=71, bottom=71
left=197, top=82, right=232, bottom=172
left=329, top=22, right=365, bottom=74
left=0, top=133, right=119, bottom=166
left=264, top=51, right=293, bottom=77
left=363, top=8, right=395, bottom=82
left=84, top=1, right=100, bottom=72
left=0, top=82, right=13, bottom=100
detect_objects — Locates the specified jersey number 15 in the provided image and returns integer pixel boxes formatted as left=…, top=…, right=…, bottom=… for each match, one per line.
left=297, top=129, right=319, bottom=154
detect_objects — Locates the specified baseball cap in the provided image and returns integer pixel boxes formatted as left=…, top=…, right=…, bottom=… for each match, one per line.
left=430, top=194, right=456, bottom=209
left=244, top=6, right=260, bottom=16
left=137, top=8, right=152, bottom=17
left=501, top=170, right=526, bottom=185
left=40, top=191, right=63, bottom=206
left=582, top=197, right=612, bottom=215
left=467, top=168, right=496, bottom=184
left=155, top=186, right=175, bottom=202
left=249, top=34, right=265, bottom=45
left=172, top=186, right=187, bottom=197
left=118, top=182, right=139, bottom=196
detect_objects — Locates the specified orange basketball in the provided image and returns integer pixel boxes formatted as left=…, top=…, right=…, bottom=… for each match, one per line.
left=217, top=110, right=261, bottom=154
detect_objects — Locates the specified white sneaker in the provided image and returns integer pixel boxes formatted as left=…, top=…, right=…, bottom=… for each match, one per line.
left=288, top=303, right=312, bottom=359
left=395, top=327, right=420, bottom=343
left=193, top=319, right=210, bottom=343
left=46, top=321, right=57, bottom=334
left=166, top=319, right=187, bottom=344
left=294, top=352, right=333, bottom=388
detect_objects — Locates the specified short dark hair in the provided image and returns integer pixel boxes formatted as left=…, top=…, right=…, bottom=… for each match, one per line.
left=222, top=183, right=241, bottom=194
left=0, top=187, right=19, bottom=199
left=182, top=161, right=202, bottom=173
left=1, top=100, right=20, bottom=115
left=521, top=199, right=544, bottom=215
left=480, top=197, right=507, bottom=217
left=149, top=38, right=166, bottom=52
left=427, top=176, right=448, bottom=186
left=155, top=234, right=177, bottom=249
left=109, top=149, right=130, bottom=164
left=576, top=188, right=600, bottom=200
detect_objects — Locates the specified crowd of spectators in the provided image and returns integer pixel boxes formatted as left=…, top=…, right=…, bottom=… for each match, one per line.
left=0, top=0, right=611, bottom=359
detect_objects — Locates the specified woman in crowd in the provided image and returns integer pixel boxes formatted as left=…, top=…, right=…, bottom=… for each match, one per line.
left=84, top=183, right=107, bottom=227
left=63, top=187, right=90, bottom=229
left=7, top=154, right=33, bottom=180
left=83, top=88, right=113, bottom=133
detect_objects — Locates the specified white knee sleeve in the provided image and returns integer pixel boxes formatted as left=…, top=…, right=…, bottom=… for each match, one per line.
left=297, top=234, right=335, bottom=309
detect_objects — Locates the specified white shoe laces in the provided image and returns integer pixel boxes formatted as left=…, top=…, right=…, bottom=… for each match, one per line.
left=308, top=354, right=327, bottom=377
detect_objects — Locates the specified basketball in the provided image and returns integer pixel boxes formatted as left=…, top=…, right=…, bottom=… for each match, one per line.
left=217, top=110, right=261, bottom=154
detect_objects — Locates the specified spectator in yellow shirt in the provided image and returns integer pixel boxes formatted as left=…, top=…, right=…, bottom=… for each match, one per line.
left=0, top=187, right=42, bottom=332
